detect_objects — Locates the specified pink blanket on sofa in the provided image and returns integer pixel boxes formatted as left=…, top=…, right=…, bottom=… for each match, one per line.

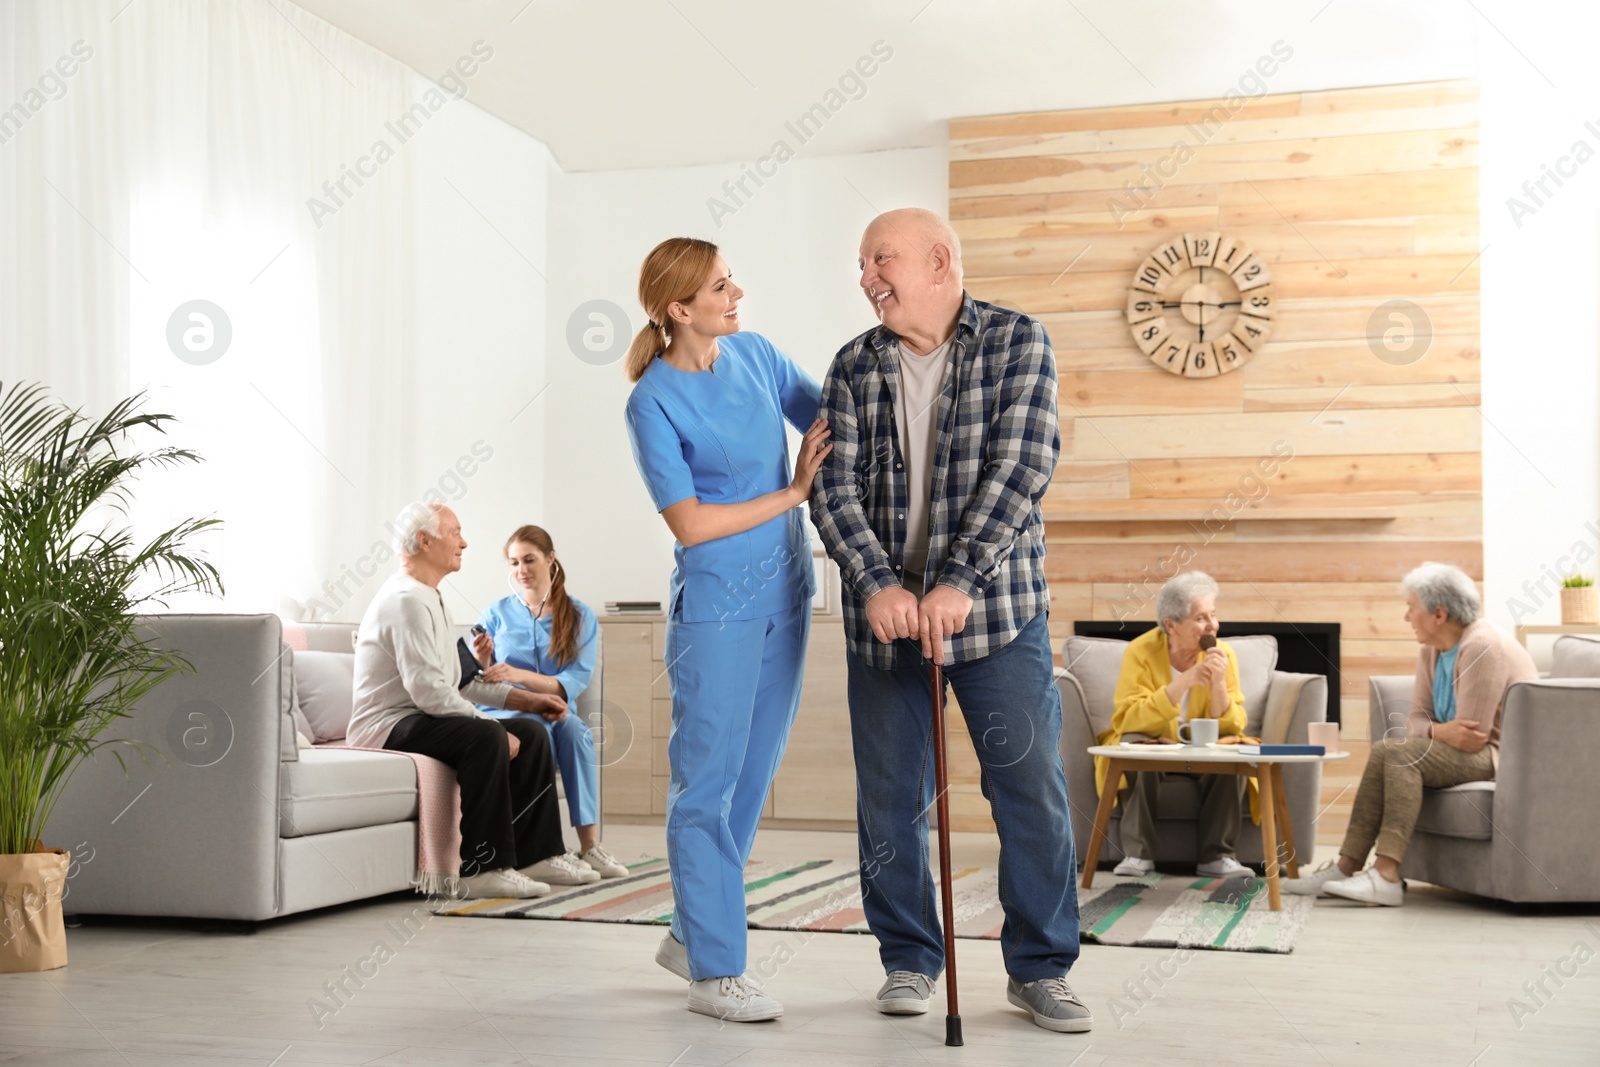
left=322, top=741, right=463, bottom=898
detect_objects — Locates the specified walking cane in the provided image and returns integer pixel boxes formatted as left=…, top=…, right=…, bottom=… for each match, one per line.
left=930, top=658, right=963, bottom=1047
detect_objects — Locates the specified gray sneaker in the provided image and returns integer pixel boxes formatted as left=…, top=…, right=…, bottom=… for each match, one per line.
left=1006, top=976, right=1093, bottom=1033
left=875, top=970, right=935, bottom=1014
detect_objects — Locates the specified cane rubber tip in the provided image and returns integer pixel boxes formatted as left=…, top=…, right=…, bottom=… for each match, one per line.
left=945, top=1015, right=964, bottom=1046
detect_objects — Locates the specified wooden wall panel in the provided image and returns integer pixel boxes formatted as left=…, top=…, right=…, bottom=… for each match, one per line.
left=948, top=80, right=1479, bottom=833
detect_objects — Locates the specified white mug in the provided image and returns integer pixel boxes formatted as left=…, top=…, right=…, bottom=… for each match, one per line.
left=1178, top=718, right=1219, bottom=746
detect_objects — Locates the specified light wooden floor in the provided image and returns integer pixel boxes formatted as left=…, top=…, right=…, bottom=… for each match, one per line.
left=2, top=818, right=1597, bottom=1066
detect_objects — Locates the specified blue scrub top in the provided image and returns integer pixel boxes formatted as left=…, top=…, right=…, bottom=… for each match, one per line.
left=475, top=596, right=598, bottom=719
left=624, top=331, right=821, bottom=625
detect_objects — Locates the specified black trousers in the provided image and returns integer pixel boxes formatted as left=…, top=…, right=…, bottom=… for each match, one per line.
left=385, top=713, right=565, bottom=876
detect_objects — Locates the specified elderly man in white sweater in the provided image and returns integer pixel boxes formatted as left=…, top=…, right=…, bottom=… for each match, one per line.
left=348, top=502, right=597, bottom=899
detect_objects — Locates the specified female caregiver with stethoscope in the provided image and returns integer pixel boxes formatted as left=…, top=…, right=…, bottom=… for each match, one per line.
left=623, top=237, right=830, bottom=1024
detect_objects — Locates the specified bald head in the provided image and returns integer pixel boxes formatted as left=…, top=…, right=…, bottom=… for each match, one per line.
left=858, top=208, right=965, bottom=353
left=865, top=208, right=963, bottom=280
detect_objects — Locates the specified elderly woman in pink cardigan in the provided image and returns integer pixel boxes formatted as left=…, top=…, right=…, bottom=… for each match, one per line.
left=1286, top=562, right=1537, bottom=906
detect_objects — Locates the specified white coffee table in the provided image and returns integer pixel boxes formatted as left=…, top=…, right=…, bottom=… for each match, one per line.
left=1083, top=743, right=1352, bottom=911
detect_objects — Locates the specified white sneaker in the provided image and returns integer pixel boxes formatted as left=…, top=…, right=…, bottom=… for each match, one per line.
left=520, top=853, right=601, bottom=885
left=1196, top=856, right=1251, bottom=879
left=656, top=932, right=690, bottom=981
left=1324, top=868, right=1404, bottom=906
left=1282, top=860, right=1347, bottom=897
left=687, top=975, right=784, bottom=1022
left=1113, top=855, right=1154, bottom=877
left=458, top=867, right=550, bottom=899
left=580, top=843, right=629, bottom=879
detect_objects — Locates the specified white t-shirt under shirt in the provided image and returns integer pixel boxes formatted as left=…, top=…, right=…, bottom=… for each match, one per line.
left=894, top=335, right=954, bottom=586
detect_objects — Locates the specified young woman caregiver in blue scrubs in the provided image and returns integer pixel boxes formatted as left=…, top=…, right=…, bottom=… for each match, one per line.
left=474, top=524, right=628, bottom=881
left=624, top=237, right=830, bottom=1024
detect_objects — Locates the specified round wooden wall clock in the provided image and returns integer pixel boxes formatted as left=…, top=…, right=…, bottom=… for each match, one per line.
left=1126, top=232, right=1274, bottom=377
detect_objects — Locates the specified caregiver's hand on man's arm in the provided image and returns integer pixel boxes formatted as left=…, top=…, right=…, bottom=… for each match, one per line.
left=505, top=687, right=567, bottom=722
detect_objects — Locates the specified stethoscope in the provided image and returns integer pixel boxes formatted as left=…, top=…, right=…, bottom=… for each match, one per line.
left=508, top=571, right=550, bottom=621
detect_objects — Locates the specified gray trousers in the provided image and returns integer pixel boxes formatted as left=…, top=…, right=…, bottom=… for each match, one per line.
left=1119, top=771, right=1244, bottom=863
left=1341, top=736, right=1493, bottom=864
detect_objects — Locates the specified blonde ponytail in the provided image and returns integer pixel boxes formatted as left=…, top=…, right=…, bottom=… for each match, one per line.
left=625, top=237, right=720, bottom=383
left=624, top=320, right=667, bottom=384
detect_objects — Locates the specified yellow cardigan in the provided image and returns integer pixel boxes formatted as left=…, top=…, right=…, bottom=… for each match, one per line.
left=1095, top=628, right=1259, bottom=822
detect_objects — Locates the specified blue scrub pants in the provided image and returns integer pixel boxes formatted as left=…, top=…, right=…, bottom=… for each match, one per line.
left=539, top=713, right=600, bottom=828
left=664, top=602, right=810, bottom=981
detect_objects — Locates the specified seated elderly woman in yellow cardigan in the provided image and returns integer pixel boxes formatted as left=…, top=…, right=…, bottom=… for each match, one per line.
left=1100, top=571, right=1253, bottom=879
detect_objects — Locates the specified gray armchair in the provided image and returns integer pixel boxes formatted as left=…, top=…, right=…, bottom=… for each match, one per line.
left=1057, top=634, right=1329, bottom=871
left=1365, top=633, right=1600, bottom=903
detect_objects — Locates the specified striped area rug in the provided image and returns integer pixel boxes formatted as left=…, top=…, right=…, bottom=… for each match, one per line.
left=436, top=858, right=1310, bottom=953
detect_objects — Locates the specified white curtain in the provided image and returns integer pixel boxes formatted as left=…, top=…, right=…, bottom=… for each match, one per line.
left=0, top=0, right=465, bottom=614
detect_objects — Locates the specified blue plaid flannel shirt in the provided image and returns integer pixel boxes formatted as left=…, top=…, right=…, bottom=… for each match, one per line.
left=810, top=293, right=1059, bottom=668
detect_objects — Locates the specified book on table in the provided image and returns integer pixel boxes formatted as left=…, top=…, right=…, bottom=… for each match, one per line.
left=1231, top=744, right=1326, bottom=756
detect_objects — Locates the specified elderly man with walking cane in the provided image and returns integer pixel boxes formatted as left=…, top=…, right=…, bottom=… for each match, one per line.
left=810, top=207, right=1091, bottom=1037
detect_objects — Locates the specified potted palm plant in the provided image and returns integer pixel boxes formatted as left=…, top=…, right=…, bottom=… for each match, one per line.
left=0, top=383, right=221, bottom=971
left=1560, top=574, right=1598, bottom=625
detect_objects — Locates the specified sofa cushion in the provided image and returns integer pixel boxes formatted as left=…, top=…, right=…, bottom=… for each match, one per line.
left=1551, top=634, right=1600, bottom=679
left=1225, top=635, right=1279, bottom=735
left=1415, top=780, right=1494, bottom=840
left=1062, top=633, right=1277, bottom=738
left=1061, top=636, right=1130, bottom=738
left=283, top=650, right=315, bottom=748
left=294, top=650, right=355, bottom=742
left=279, top=748, right=418, bottom=837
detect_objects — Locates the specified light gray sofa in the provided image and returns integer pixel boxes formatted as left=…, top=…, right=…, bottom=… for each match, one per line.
left=1364, top=633, right=1600, bottom=904
left=44, top=613, right=602, bottom=923
left=1057, top=634, right=1329, bottom=870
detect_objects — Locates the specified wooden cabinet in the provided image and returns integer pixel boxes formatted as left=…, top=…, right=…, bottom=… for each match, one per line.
left=595, top=620, right=654, bottom=816
left=598, top=615, right=857, bottom=829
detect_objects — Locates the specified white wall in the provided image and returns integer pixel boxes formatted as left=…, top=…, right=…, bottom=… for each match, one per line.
left=10, top=1, right=1594, bottom=634
left=0, top=1, right=555, bottom=623
left=1478, top=3, right=1600, bottom=631
left=542, top=147, right=946, bottom=609
left=538, top=24, right=1600, bottom=640
left=396, top=94, right=551, bottom=625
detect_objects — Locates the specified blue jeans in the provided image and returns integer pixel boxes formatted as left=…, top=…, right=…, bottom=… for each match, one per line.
left=847, top=611, right=1079, bottom=983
